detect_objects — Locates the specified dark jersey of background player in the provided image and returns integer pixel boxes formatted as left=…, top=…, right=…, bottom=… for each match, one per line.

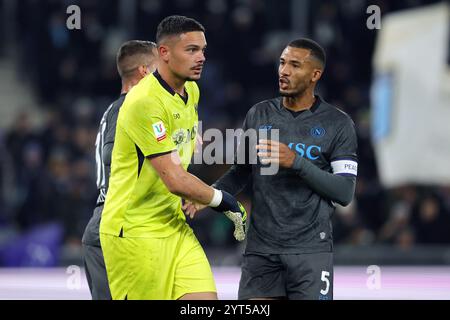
left=82, top=95, right=126, bottom=246
left=81, top=40, right=157, bottom=300
left=213, top=38, right=358, bottom=300
left=94, top=99, right=124, bottom=207
left=219, top=96, right=357, bottom=253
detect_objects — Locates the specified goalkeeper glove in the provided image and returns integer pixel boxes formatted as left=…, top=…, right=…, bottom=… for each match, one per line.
left=209, top=189, right=247, bottom=241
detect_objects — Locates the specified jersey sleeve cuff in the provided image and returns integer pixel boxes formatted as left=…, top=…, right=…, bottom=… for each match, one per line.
left=145, top=148, right=177, bottom=159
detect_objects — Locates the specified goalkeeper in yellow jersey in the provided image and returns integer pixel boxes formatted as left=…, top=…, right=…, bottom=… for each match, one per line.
left=99, top=15, right=246, bottom=300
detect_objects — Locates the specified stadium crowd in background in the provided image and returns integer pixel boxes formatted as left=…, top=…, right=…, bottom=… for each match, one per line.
left=0, top=0, right=449, bottom=266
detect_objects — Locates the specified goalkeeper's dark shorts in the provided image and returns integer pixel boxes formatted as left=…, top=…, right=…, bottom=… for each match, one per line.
left=238, top=252, right=333, bottom=300
left=82, top=205, right=111, bottom=300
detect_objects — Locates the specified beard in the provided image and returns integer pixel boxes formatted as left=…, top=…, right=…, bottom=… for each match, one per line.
left=279, top=79, right=310, bottom=98
left=279, top=85, right=306, bottom=98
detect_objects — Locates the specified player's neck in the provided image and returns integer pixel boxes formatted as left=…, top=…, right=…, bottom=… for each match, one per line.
left=157, top=67, right=186, bottom=96
left=121, top=78, right=140, bottom=94
left=282, top=91, right=316, bottom=112
left=121, top=84, right=132, bottom=95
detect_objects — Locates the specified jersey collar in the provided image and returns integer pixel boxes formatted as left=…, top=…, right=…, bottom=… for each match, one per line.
left=279, top=94, right=323, bottom=114
left=153, top=70, right=189, bottom=104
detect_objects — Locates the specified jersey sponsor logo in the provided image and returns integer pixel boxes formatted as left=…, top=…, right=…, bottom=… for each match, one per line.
left=173, top=113, right=180, bottom=119
left=310, top=126, right=326, bottom=138
left=331, top=159, right=358, bottom=176
left=152, top=121, right=167, bottom=142
left=172, top=124, right=198, bottom=146
left=288, top=142, right=321, bottom=160
left=172, top=129, right=186, bottom=146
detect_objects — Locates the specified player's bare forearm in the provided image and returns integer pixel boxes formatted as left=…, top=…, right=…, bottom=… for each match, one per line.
left=173, top=171, right=215, bottom=204
left=148, top=151, right=214, bottom=205
left=150, top=151, right=249, bottom=240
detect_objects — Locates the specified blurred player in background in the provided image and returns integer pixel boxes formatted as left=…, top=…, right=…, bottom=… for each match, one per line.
left=81, top=40, right=158, bottom=300
left=99, top=15, right=247, bottom=300
left=186, top=38, right=358, bottom=300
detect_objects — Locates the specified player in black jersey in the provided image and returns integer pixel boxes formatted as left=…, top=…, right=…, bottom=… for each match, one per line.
left=186, top=38, right=358, bottom=300
left=81, top=40, right=158, bottom=299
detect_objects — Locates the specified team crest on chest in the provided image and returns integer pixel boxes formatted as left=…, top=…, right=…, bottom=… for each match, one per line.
left=310, top=126, right=326, bottom=138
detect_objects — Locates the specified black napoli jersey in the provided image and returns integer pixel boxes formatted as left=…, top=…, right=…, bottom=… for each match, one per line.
left=215, top=95, right=358, bottom=254
left=94, top=94, right=126, bottom=206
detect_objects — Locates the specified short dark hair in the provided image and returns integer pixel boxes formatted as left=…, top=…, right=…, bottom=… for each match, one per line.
left=156, top=15, right=205, bottom=44
left=288, top=38, right=326, bottom=69
left=116, top=40, right=157, bottom=78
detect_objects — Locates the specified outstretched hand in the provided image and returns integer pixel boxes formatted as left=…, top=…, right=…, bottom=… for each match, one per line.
left=182, top=200, right=207, bottom=219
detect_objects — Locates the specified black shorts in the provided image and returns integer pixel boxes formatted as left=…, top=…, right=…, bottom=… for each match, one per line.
left=238, top=252, right=333, bottom=300
left=82, top=243, right=111, bottom=300
left=82, top=205, right=111, bottom=300
left=82, top=205, right=103, bottom=247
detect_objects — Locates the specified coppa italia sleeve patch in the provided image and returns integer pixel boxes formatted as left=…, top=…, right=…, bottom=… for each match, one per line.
left=331, top=159, right=358, bottom=176
left=152, top=121, right=167, bottom=141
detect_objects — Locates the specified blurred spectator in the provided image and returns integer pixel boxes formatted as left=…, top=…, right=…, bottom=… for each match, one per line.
left=411, top=194, right=450, bottom=244
left=378, top=186, right=417, bottom=244
left=1, top=0, right=449, bottom=264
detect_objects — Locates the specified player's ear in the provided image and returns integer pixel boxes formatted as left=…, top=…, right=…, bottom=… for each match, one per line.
left=312, top=69, right=322, bottom=83
left=138, top=65, right=149, bottom=78
left=158, top=45, right=170, bottom=63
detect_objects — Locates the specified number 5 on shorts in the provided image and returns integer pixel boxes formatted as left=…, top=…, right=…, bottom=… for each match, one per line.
left=320, top=271, right=330, bottom=295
